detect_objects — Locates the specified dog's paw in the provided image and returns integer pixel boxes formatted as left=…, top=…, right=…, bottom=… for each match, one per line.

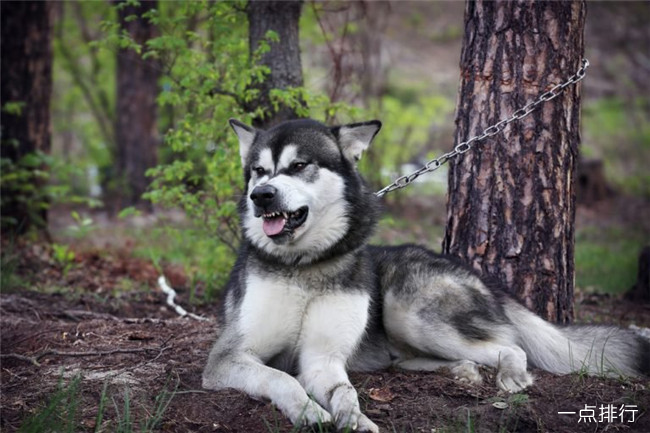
left=334, top=411, right=379, bottom=433
left=354, top=413, right=380, bottom=432
left=291, top=400, right=333, bottom=427
left=451, top=360, right=483, bottom=385
left=496, top=368, right=533, bottom=393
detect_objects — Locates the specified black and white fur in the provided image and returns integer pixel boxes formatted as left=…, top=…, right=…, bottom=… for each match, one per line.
left=203, top=119, right=649, bottom=432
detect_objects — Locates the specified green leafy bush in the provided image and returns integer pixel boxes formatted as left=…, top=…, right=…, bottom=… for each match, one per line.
left=360, top=93, right=453, bottom=193
left=0, top=151, right=51, bottom=231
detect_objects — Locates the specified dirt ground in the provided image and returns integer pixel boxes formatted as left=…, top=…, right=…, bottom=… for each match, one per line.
left=1, top=219, right=649, bottom=433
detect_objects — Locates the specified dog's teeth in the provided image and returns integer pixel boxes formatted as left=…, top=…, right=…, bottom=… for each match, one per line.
left=263, top=211, right=290, bottom=219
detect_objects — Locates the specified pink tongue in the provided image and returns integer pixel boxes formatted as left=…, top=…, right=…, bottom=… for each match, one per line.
left=263, top=216, right=286, bottom=236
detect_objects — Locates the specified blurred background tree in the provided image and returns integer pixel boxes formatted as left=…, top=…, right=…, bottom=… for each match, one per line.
left=114, top=0, right=161, bottom=211
left=244, top=0, right=305, bottom=128
left=1, top=1, right=54, bottom=235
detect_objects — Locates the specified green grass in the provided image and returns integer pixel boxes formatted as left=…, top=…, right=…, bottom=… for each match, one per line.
left=19, top=375, right=178, bottom=433
left=582, top=97, right=650, bottom=197
left=574, top=226, right=646, bottom=294
left=128, top=224, right=235, bottom=301
left=53, top=214, right=235, bottom=302
left=19, top=375, right=82, bottom=433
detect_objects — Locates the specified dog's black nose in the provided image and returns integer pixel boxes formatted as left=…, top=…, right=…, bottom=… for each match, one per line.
left=250, top=184, right=277, bottom=208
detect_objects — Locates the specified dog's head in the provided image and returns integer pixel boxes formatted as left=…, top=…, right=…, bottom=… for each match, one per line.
left=230, top=118, right=381, bottom=264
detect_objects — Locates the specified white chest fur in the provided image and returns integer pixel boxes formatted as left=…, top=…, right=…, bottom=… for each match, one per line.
left=236, top=272, right=371, bottom=363
left=238, top=273, right=312, bottom=359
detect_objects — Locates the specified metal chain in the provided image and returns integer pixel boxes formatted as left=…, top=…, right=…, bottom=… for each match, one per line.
left=375, top=58, right=590, bottom=198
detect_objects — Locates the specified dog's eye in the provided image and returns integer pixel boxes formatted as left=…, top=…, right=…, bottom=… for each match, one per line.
left=252, top=166, right=265, bottom=176
left=291, top=162, right=308, bottom=171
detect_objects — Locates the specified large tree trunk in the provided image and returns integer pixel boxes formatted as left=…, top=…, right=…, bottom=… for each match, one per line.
left=1, top=1, right=53, bottom=234
left=115, top=0, right=160, bottom=209
left=443, top=1, right=586, bottom=324
left=245, top=0, right=304, bottom=129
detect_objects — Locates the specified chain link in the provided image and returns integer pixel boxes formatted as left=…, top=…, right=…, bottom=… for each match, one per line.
left=375, top=58, right=590, bottom=197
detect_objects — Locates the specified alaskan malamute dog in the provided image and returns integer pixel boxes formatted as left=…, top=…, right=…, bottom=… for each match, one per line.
left=203, top=118, right=649, bottom=432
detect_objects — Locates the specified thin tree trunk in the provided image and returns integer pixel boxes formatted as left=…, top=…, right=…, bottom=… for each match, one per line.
left=626, top=246, right=650, bottom=303
left=443, top=1, right=586, bottom=324
left=245, top=0, right=304, bottom=129
left=115, top=0, right=160, bottom=210
left=1, top=1, right=54, bottom=234
left=56, top=2, right=116, bottom=152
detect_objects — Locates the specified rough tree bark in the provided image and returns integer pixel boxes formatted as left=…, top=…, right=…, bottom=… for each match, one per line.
left=0, top=1, right=54, bottom=234
left=245, top=0, right=304, bottom=129
left=115, top=0, right=160, bottom=209
left=443, top=1, right=586, bottom=324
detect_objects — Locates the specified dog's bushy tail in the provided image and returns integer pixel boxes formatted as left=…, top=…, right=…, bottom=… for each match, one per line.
left=506, top=302, right=649, bottom=377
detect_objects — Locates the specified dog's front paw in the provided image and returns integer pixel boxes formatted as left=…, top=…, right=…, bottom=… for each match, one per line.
left=451, top=360, right=483, bottom=385
left=334, top=411, right=379, bottom=433
left=496, top=368, right=533, bottom=392
left=290, top=399, right=333, bottom=428
left=355, top=413, right=380, bottom=432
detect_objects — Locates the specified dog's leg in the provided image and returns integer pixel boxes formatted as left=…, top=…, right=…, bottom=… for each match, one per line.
left=403, top=332, right=531, bottom=392
left=461, top=342, right=532, bottom=392
left=298, top=293, right=379, bottom=433
left=203, top=340, right=332, bottom=427
left=396, top=358, right=483, bottom=385
left=385, top=299, right=532, bottom=392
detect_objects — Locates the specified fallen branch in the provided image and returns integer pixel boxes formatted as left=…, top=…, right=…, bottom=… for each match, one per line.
left=158, top=276, right=209, bottom=321
left=1, top=353, right=39, bottom=366
left=1, top=346, right=160, bottom=367
left=103, top=338, right=173, bottom=380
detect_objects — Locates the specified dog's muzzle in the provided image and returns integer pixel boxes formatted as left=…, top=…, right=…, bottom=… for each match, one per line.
left=250, top=185, right=309, bottom=239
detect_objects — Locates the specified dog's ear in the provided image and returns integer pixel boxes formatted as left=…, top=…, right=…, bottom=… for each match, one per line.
left=332, top=120, right=382, bottom=163
left=229, top=119, right=257, bottom=165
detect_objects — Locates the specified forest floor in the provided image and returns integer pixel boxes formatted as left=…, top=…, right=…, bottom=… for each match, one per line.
left=2, top=196, right=650, bottom=433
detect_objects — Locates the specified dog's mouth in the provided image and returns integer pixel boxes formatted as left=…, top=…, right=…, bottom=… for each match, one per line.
left=260, top=206, right=309, bottom=238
